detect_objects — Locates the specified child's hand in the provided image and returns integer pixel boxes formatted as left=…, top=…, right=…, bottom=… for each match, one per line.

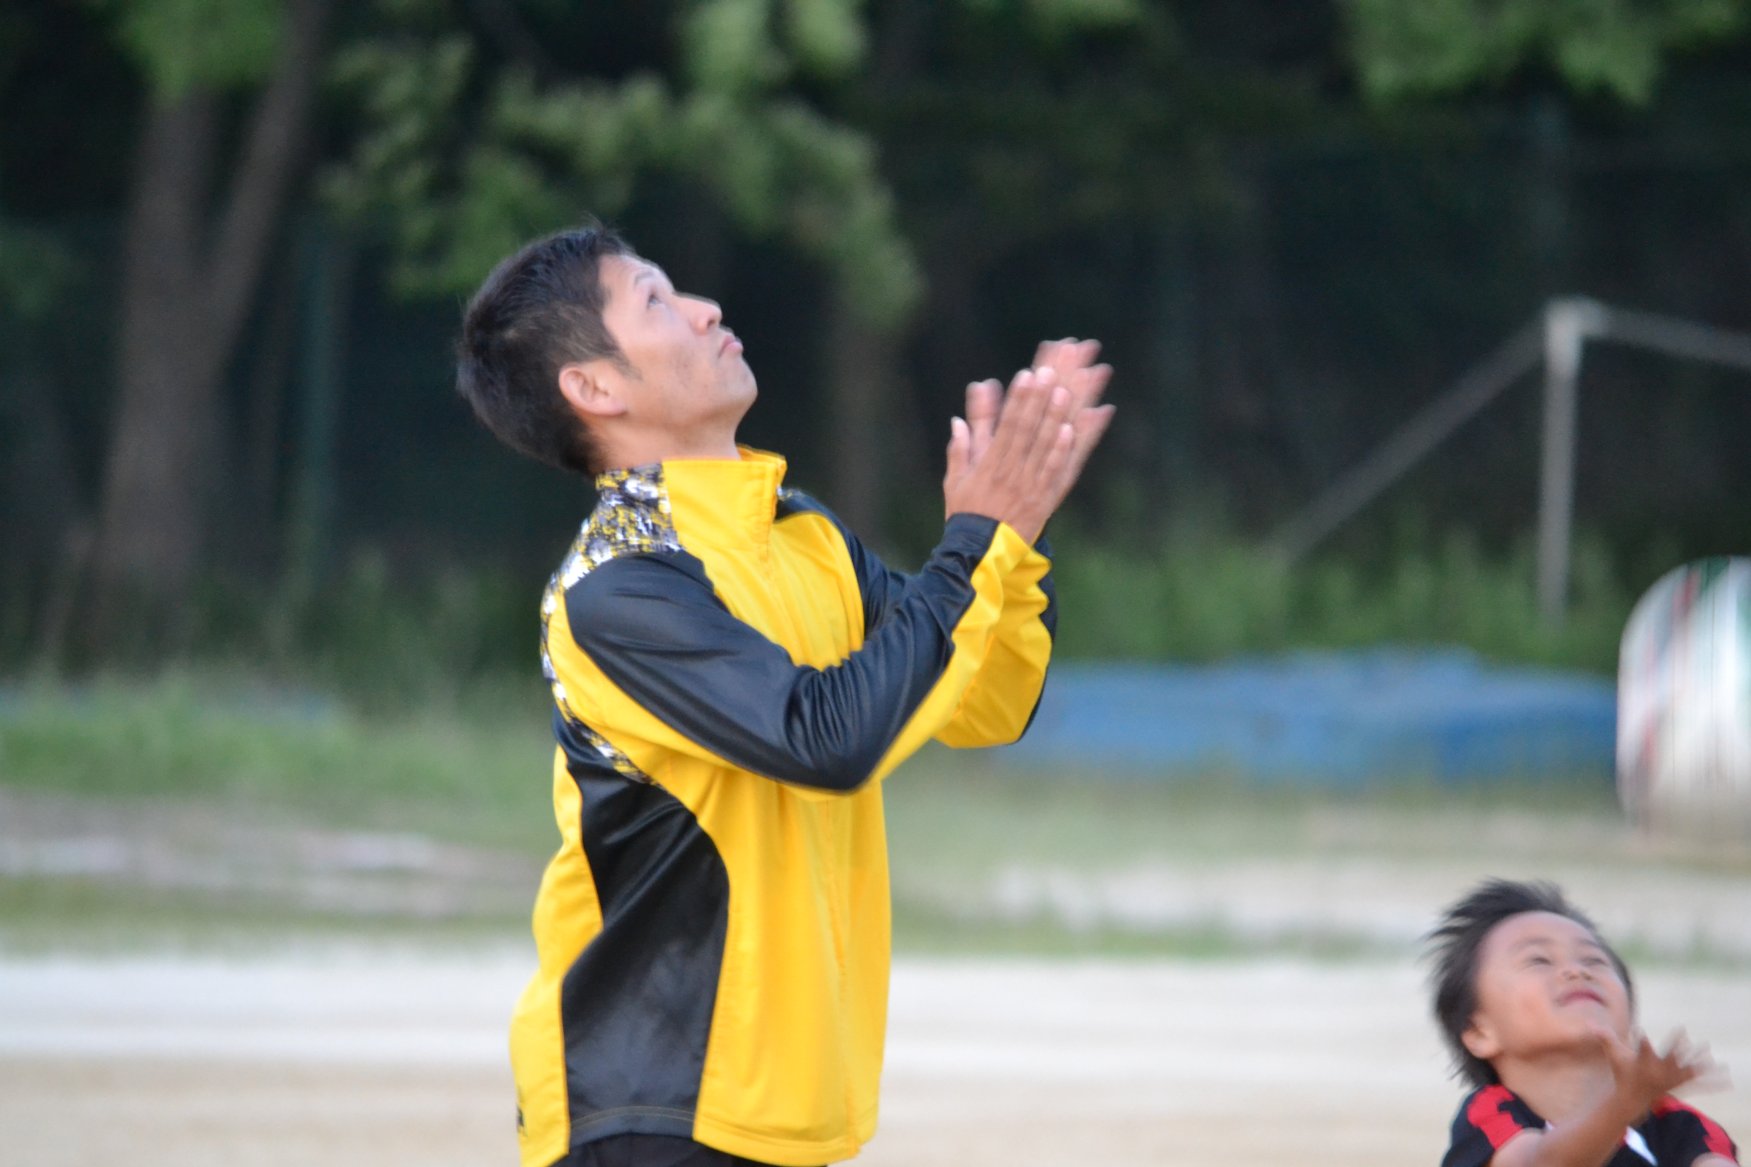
left=1492, top=1031, right=1730, bottom=1167
left=1597, top=1027, right=1723, bottom=1109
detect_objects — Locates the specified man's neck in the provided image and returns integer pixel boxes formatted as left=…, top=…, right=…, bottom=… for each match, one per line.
left=602, top=431, right=742, bottom=471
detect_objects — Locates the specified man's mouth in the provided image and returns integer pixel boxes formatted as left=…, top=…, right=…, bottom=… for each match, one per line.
left=720, top=332, right=743, bottom=357
left=1559, top=988, right=1605, bottom=1007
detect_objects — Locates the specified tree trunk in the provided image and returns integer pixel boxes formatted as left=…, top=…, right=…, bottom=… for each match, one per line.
left=90, top=94, right=223, bottom=653
left=825, top=294, right=895, bottom=544
left=85, top=0, right=333, bottom=659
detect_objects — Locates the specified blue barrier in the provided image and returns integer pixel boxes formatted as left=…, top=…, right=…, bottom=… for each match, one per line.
left=1001, top=649, right=1616, bottom=787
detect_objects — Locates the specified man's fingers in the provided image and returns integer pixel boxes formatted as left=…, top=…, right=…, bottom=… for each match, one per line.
left=1075, top=401, right=1116, bottom=440
left=1033, top=338, right=1101, bottom=375
left=1002, top=418, right=1076, bottom=545
left=1040, top=404, right=1114, bottom=511
left=1027, top=335, right=1109, bottom=413
left=949, top=350, right=1109, bottom=540
left=1055, top=402, right=1116, bottom=488
left=965, top=379, right=1001, bottom=462
left=985, top=366, right=1055, bottom=465
left=1070, top=362, right=1113, bottom=409
left=1040, top=419, right=1076, bottom=487
left=1068, top=339, right=1102, bottom=374
left=944, top=416, right=970, bottom=495
left=1020, top=378, right=1075, bottom=469
left=1032, top=339, right=1070, bottom=371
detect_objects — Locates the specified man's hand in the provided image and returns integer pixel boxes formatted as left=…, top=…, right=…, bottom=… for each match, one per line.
left=961, top=339, right=1112, bottom=477
left=1031, top=338, right=1112, bottom=410
left=1032, top=337, right=1113, bottom=481
left=944, top=351, right=1115, bottom=544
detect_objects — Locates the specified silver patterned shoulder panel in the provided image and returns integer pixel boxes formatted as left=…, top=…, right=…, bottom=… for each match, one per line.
left=539, top=465, right=681, bottom=783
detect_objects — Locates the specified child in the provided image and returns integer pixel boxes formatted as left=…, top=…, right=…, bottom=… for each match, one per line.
left=1428, top=878, right=1737, bottom=1167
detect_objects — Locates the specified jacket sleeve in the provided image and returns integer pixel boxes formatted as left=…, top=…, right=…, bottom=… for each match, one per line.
left=936, top=535, right=1055, bottom=747
left=837, top=520, right=1056, bottom=749
left=556, top=513, right=1033, bottom=794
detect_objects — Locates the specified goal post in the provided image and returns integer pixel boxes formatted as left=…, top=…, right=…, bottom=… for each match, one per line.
left=1270, top=297, right=1751, bottom=625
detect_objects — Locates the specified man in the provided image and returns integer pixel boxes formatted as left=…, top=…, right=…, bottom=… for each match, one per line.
left=456, top=225, right=1113, bottom=1167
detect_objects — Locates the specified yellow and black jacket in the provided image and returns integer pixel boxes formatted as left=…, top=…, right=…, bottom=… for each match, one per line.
left=512, top=448, right=1055, bottom=1167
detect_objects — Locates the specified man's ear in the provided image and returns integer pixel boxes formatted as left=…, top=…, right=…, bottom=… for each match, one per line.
left=1462, top=1016, right=1502, bottom=1062
left=558, top=360, right=629, bottom=421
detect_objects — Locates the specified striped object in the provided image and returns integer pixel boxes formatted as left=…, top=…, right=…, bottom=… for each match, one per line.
left=1617, top=557, right=1751, bottom=842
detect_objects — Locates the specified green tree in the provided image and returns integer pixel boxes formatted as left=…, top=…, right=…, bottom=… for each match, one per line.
left=84, top=0, right=336, bottom=655
left=52, top=0, right=1171, bottom=664
left=323, top=0, right=1160, bottom=537
left=1343, top=0, right=1749, bottom=104
left=324, top=0, right=925, bottom=533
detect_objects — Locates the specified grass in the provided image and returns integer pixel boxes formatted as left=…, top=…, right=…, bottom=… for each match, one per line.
left=0, top=671, right=556, bottom=953
left=0, top=670, right=557, bottom=849
left=4, top=524, right=1647, bottom=694
left=890, top=899, right=1388, bottom=961
left=5, top=674, right=1749, bottom=965
left=0, top=875, right=528, bottom=956
left=882, top=749, right=1626, bottom=870
left=1048, top=525, right=1635, bottom=673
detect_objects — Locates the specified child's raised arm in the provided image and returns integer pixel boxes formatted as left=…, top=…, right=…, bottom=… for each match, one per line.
left=1489, top=1030, right=1722, bottom=1167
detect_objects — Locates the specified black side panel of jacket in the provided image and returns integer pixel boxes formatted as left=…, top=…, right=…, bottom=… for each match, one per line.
left=556, top=720, right=730, bottom=1144
left=563, top=514, right=1000, bottom=792
left=783, top=491, right=1059, bottom=644
left=784, top=494, right=1058, bottom=741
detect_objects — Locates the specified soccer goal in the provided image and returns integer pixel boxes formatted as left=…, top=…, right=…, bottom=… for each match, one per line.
left=1269, top=297, right=1751, bottom=622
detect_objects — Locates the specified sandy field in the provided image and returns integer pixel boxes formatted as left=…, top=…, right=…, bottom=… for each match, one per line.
left=2, top=948, right=1748, bottom=1167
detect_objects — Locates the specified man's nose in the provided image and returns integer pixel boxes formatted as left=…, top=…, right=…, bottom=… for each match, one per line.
left=687, top=296, right=723, bottom=331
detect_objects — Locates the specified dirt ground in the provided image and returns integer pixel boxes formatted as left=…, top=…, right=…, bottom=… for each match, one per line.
left=4, top=781, right=1749, bottom=1164
left=2, top=948, right=1748, bottom=1167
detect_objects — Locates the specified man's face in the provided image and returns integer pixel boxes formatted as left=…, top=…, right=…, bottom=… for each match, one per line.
left=1462, top=910, right=1633, bottom=1066
left=594, top=253, right=756, bottom=452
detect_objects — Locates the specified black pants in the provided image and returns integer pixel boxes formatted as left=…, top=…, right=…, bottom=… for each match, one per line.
left=564, top=1134, right=823, bottom=1167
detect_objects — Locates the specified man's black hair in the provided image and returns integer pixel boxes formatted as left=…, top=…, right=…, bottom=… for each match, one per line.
left=1427, top=878, right=1635, bottom=1088
left=456, top=225, right=635, bottom=476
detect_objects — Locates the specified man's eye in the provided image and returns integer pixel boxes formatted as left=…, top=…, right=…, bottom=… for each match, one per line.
left=648, top=292, right=661, bottom=307
left=1527, top=955, right=1551, bottom=966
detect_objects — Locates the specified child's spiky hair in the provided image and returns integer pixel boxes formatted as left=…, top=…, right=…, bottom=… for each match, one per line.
left=1426, top=878, right=1634, bottom=1087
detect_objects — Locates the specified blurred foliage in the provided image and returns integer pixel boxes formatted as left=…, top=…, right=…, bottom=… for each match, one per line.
left=1344, top=0, right=1749, bottom=104
left=86, top=0, right=286, bottom=99
left=1050, top=523, right=1634, bottom=671
left=323, top=0, right=921, bottom=328
left=4, top=0, right=1751, bottom=677
left=0, top=221, right=76, bottom=322
left=0, top=526, right=1639, bottom=687
left=172, top=551, right=545, bottom=712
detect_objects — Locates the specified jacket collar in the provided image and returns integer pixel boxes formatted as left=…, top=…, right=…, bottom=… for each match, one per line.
left=596, top=446, right=787, bottom=548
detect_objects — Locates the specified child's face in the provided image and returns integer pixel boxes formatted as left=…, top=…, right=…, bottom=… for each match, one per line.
left=1461, top=910, right=1632, bottom=1066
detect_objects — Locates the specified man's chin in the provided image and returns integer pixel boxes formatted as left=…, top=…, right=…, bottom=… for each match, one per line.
left=727, top=387, right=757, bottom=429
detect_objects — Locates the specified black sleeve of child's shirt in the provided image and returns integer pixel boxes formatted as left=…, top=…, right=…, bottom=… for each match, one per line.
left=1443, top=1086, right=1543, bottom=1167
left=1646, top=1097, right=1738, bottom=1165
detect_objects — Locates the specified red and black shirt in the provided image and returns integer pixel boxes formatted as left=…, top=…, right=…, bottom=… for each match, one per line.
left=1444, top=1084, right=1738, bottom=1167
